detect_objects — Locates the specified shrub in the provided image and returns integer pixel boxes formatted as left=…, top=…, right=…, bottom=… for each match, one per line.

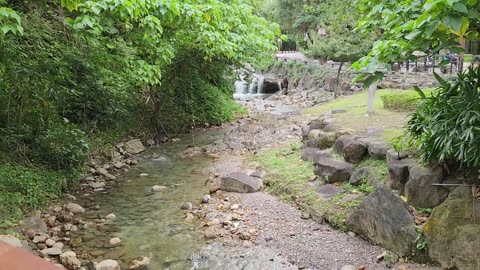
left=381, top=90, right=432, bottom=111
left=407, top=68, right=480, bottom=168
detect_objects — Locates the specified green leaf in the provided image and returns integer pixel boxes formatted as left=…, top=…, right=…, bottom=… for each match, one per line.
left=443, top=14, right=463, bottom=33
left=452, top=3, right=468, bottom=13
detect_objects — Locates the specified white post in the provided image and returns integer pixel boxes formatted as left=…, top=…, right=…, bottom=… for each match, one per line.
left=367, top=81, right=378, bottom=114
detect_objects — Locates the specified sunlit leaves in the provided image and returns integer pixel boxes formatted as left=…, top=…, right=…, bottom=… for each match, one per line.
left=0, top=7, right=23, bottom=35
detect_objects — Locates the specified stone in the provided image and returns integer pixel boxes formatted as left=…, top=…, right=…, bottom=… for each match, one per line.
left=250, top=169, right=266, bottom=179
left=89, top=182, right=105, bottom=189
left=185, top=213, right=195, bottom=222
left=20, top=211, right=48, bottom=235
left=423, top=187, right=480, bottom=269
left=109, top=238, right=121, bottom=246
left=47, top=216, right=57, bottom=227
left=317, top=131, right=337, bottom=149
left=64, top=194, right=77, bottom=201
left=334, top=135, right=354, bottom=155
left=33, top=234, right=48, bottom=243
left=387, top=158, right=417, bottom=194
left=386, top=149, right=410, bottom=163
left=220, top=172, right=263, bottom=193
left=113, top=162, right=126, bottom=169
left=41, top=247, right=63, bottom=257
left=106, top=213, right=116, bottom=220
left=96, top=168, right=116, bottom=181
left=349, top=167, right=381, bottom=186
left=365, top=126, right=384, bottom=136
left=301, top=148, right=332, bottom=162
left=124, top=139, right=146, bottom=154
left=346, top=187, right=417, bottom=257
left=60, top=251, right=81, bottom=270
left=181, top=202, right=193, bottom=210
left=316, top=184, right=343, bottom=200
left=314, top=158, right=354, bottom=182
left=53, top=242, right=64, bottom=250
left=405, top=165, right=448, bottom=208
left=204, top=227, right=217, bottom=239
left=201, top=195, right=211, bottom=203
left=45, top=239, right=56, bottom=247
left=129, top=256, right=151, bottom=270
left=66, top=203, right=85, bottom=214
left=151, top=185, right=168, bottom=192
left=368, top=142, right=390, bottom=159
left=230, top=204, right=239, bottom=210
left=0, top=235, right=22, bottom=248
left=95, top=260, right=121, bottom=270
left=343, top=141, right=367, bottom=164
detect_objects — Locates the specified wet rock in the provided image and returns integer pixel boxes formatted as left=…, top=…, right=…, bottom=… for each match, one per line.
left=334, top=135, right=354, bottom=155
left=0, top=235, right=23, bottom=248
left=405, top=165, right=448, bottom=208
left=96, top=168, right=116, bottom=181
left=124, top=139, right=146, bottom=154
left=347, top=187, right=416, bottom=256
left=314, top=158, right=354, bottom=182
left=20, top=211, right=48, bottom=235
left=109, top=237, right=122, bottom=246
left=387, top=158, right=417, bottom=194
left=151, top=185, right=168, bottom=192
left=316, top=184, right=343, bottom=200
left=349, top=166, right=380, bottom=186
left=106, top=213, right=116, bottom=220
left=41, top=247, right=63, bottom=257
left=425, top=186, right=480, bottom=269
left=201, top=195, right=211, bottom=203
left=66, top=203, right=85, bottom=214
left=343, top=141, right=367, bottom=164
left=95, top=259, right=121, bottom=270
left=220, top=172, right=263, bottom=193
left=60, top=251, right=81, bottom=270
left=181, top=202, right=193, bottom=210
left=368, top=142, right=390, bottom=159
left=129, top=256, right=151, bottom=270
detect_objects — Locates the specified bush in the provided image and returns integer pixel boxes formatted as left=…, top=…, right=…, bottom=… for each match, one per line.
left=407, top=68, right=480, bottom=168
left=0, top=163, right=64, bottom=220
left=382, top=90, right=432, bottom=111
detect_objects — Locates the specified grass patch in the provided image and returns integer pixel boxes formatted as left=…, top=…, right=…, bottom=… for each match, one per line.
left=357, top=158, right=389, bottom=182
left=381, top=89, right=433, bottom=111
left=253, top=143, right=371, bottom=230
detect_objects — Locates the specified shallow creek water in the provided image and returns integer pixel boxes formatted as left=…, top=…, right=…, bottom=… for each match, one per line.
left=73, top=130, right=224, bottom=269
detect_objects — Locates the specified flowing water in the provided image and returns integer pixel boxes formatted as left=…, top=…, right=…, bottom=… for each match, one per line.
left=73, top=130, right=225, bottom=269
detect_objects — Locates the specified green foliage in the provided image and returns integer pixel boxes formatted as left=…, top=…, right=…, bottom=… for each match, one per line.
left=381, top=89, right=433, bottom=112
left=0, top=163, right=64, bottom=220
left=0, top=0, right=22, bottom=36
left=407, top=67, right=480, bottom=168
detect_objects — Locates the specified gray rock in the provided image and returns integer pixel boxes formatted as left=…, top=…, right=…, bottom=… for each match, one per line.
left=181, top=202, right=193, bottom=210
left=250, top=169, right=266, bottom=179
left=113, top=162, right=126, bottom=169
left=60, top=251, right=81, bottom=270
left=347, top=187, right=416, bottom=257
left=334, top=135, right=354, bottom=155
left=387, top=158, right=417, bottom=194
left=88, top=182, right=105, bottom=189
left=425, top=187, right=480, bottom=269
left=368, top=142, right=390, bottom=159
left=301, top=148, right=333, bottom=162
left=201, top=195, right=211, bottom=203
left=343, top=141, right=367, bottom=164
left=66, top=203, right=85, bottom=214
left=317, top=131, right=337, bottom=149
left=19, top=211, right=48, bottom=234
left=124, top=139, right=146, bottom=154
left=314, top=158, right=354, bottom=182
left=303, top=138, right=320, bottom=148
left=365, top=126, right=384, bottom=136
left=220, top=172, right=263, bottom=193
left=41, top=247, right=63, bottom=257
left=129, top=256, right=151, bottom=270
left=151, top=185, right=168, bottom=192
left=96, top=168, right=116, bottom=181
left=0, top=235, right=23, bottom=248
left=95, top=259, right=121, bottom=270
left=33, top=234, right=48, bottom=243
left=316, top=184, right=344, bottom=200
left=349, top=166, right=380, bottom=186
left=405, top=165, right=448, bottom=208
left=340, top=265, right=357, bottom=270
left=204, top=227, right=217, bottom=239
left=386, top=149, right=411, bottom=163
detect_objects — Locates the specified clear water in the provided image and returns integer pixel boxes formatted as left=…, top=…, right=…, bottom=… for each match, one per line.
left=73, top=130, right=224, bottom=269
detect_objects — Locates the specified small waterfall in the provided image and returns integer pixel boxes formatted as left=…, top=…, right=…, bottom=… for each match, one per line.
left=256, top=75, right=265, bottom=94
left=277, top=81, right=282, bottom=92
left=248, top=77, right=258, bottom=94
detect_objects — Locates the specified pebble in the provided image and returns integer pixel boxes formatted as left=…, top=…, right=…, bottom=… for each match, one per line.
left=40, top=247, right=62, bottom=257
left=151, top=185, right=168, bottom=192
left=185, top=213, right=195, bottom=222
left=66, top=203, right=85, bottom=214
left=95, top=259, right=120, bottom=270
left=181, top=202, right=193, bottom=210
left=52, top=242, right=64, bottom=250
left=139, top=173, right=149, bottom=177
left=109, top=237, right=122, bottom=246
left=45, top=239, right=56, bottom=247
left=201, top=195, right=211, bottom=203
left=106, top=213, right=116, bottom=220
left=230, top=204, right=239, bottom=210
left=340, top=265, right=357, bottom=270
left=33, top=234, right=48, bottom=243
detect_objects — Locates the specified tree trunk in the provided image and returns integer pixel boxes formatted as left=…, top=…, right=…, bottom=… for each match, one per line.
left=367, top=81, right=378, bottom=113
left=334, top=62, right=344, bottom=99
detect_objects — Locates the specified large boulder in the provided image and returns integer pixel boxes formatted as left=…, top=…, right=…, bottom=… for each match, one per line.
left=343, top=141, right=367, bottom=164
left=316, top=184, right=344, bottom=200
left=405, top=165, right=448, bottom=208
left=19, top=211, right=47, bottom=235
left=333, top=135, right=354, bottom=155
left=349, top=166, right=381, bottom=186
left=317, top=131, right=337, bottom=149
left=301, top=148, right=332, bottom=162
left=314, top=158, right=354, bottom=182
left=220, top=172, right=263, bottom=193
left=368, top=142, right=390, bottom=160
left=347, top=187, right=417, bottom=257
left=424, top=187, right=480, bottom=269
left=124, top=139, right=146, bottom=154
left=387, top=158, right=417, bottom=194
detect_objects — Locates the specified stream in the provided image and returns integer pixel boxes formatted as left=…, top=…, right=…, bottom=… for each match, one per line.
left=72, top=130, right=225, bottom=269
